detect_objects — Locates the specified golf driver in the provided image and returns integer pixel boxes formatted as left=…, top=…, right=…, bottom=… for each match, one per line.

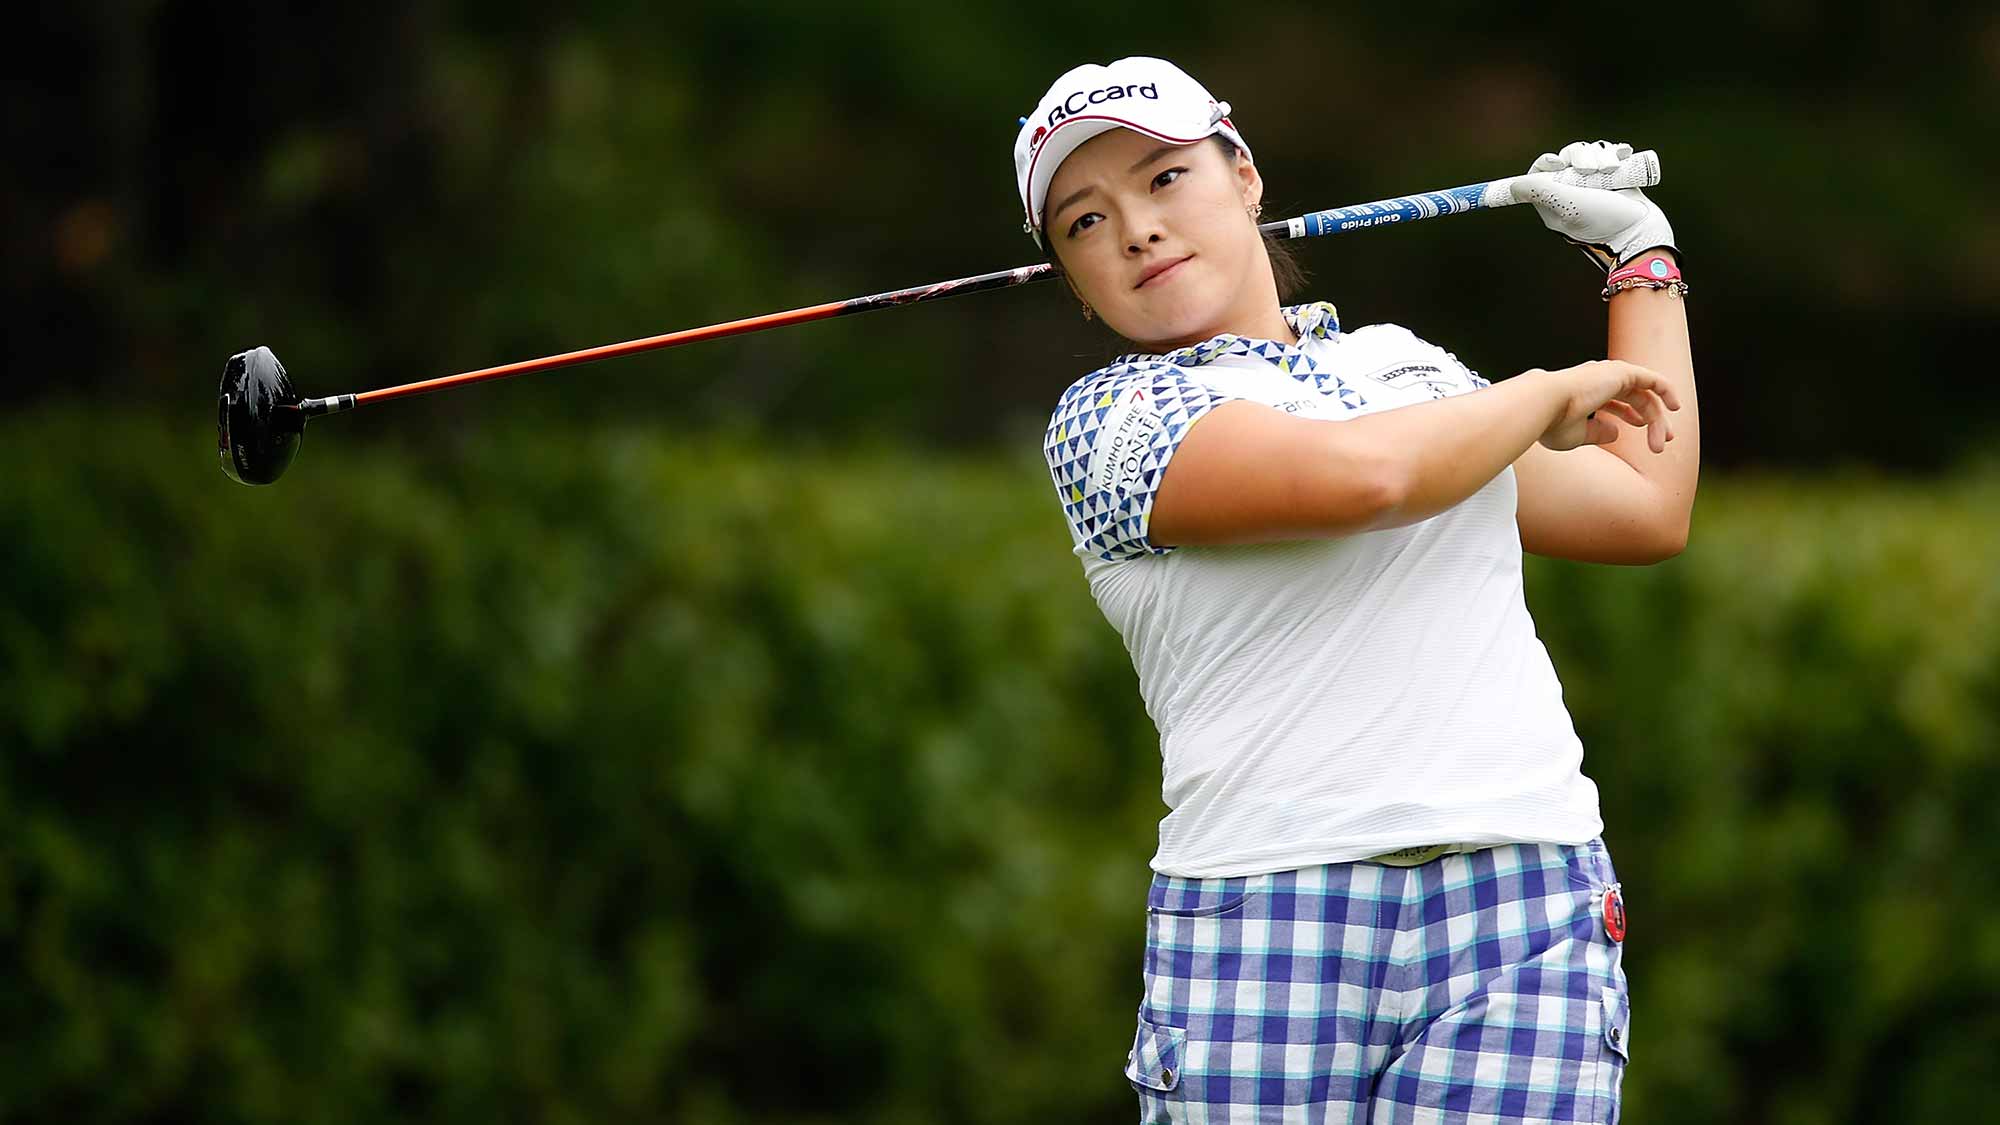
left=217, top=150, right=1660, bottom=486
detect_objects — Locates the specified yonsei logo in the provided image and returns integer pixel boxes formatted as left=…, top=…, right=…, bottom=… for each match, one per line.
left=1086, top=386, right=1162, bottom=499
left=1046, top=82, right=1159, bottom=127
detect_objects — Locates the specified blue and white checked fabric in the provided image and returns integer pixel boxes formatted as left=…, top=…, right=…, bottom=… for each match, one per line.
left=1126, top=840, right=1630, bottom=1123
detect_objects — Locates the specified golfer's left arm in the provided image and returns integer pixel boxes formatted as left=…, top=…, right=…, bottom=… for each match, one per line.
left=1508, top=141, right=1701, bottom=565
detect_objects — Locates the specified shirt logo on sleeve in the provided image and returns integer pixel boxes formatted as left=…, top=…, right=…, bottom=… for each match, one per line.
left=1085, top=386, right=1165, bottom=499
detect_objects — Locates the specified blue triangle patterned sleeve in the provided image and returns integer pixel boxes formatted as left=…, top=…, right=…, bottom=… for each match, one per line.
left=1042, top=361, right=1242, bottom=562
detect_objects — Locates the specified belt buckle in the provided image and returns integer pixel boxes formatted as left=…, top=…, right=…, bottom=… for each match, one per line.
left=1367, top=843, right=1455, bottom=867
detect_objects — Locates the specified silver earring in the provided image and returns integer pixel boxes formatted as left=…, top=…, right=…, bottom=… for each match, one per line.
left=1247, top=202, right=1264, bottom=220
left=1081, top=302, right=1095, bottom=321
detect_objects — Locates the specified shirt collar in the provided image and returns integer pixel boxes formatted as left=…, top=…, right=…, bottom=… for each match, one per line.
left=1114, top=301, right=1342, bottom=372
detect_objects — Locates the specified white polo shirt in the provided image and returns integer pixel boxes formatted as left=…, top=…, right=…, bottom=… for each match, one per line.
left=1042, top=301, right=1602, bottom=878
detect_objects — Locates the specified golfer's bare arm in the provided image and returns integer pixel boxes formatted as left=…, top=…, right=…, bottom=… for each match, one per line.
left=1147, top=369, right=1574, bottom=546
left=1148, top=290, right=1693, bottom=560
left=1512, top=260, right=1700, bottom=564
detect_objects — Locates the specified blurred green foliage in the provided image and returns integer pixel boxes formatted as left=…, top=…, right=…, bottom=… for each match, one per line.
left=3, top=410, right=1996, bottom=1122
left=9, top=3, right=2000, bottom=1119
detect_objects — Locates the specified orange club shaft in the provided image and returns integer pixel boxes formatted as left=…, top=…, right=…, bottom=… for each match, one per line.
left=351, top=300, right=849, bottom=407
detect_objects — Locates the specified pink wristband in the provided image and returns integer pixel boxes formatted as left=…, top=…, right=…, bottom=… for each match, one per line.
left=1606, top=254, right=1681, bottom=287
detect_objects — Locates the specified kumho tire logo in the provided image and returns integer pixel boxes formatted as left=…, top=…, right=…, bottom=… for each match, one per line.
left=1086, top=386, right=1162, bottom=499
left=1047, top=82, right=1160, bottom=127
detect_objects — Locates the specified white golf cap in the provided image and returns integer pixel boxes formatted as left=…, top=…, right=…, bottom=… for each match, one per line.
left=1013, top=56, right=1252, bottom=249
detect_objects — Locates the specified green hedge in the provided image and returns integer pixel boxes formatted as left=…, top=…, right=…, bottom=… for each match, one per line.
left=3, top=409, right=1996, bottom=1122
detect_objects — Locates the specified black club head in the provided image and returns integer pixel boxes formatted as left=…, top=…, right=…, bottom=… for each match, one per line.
left=217, top=346, right=306, bottom=485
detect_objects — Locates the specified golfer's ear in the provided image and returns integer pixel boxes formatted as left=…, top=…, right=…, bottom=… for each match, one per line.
left=1234, top=150, right=1263, bottom=208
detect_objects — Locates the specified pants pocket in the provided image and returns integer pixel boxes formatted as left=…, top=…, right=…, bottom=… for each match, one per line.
left=1601, top=985, right=1630, bottom=1063
left=1583, top=984, right=1631, bottom=1124
left=1125, top=1015, right=1188, bottom=1093
left=1147, top=889, right=1254, bottom=918
left=1147, top=872, right=1261, bottom=918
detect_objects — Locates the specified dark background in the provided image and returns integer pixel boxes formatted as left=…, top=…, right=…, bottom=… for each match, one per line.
left=4, top=1, right=1998, bottom=1121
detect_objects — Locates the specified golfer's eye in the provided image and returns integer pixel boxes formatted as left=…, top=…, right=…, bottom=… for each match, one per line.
left=1067, top=213, right=1102, bottom=238
left=1154, top=167, right=1187, bottom=190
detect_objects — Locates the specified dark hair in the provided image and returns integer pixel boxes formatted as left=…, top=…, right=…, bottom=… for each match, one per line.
left=1042, top=133, right=1309, bottom=303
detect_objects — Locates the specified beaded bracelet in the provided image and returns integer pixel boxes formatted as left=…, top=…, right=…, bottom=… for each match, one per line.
left=1601, top=252, right=1687, bottom=301
left=1601, top=276, right=1691, bottom=301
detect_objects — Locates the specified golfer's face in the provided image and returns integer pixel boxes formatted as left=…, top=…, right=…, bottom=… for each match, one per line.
left=1044, top=129, right=1264, bottom=349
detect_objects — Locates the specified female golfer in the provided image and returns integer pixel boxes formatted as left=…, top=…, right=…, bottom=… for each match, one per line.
left=1017, top=57, right=1696, bottom=1123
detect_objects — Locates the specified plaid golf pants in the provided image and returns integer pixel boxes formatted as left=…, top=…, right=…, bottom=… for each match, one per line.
left=1125, top=839, right=1630, bottom=1124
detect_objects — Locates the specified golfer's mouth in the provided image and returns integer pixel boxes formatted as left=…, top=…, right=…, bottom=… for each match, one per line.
left=1135, top=255, right=1194, bottom=290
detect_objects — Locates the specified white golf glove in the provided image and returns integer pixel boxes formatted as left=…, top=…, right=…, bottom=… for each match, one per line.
left=1510, top=140, right=1675, bottom=271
